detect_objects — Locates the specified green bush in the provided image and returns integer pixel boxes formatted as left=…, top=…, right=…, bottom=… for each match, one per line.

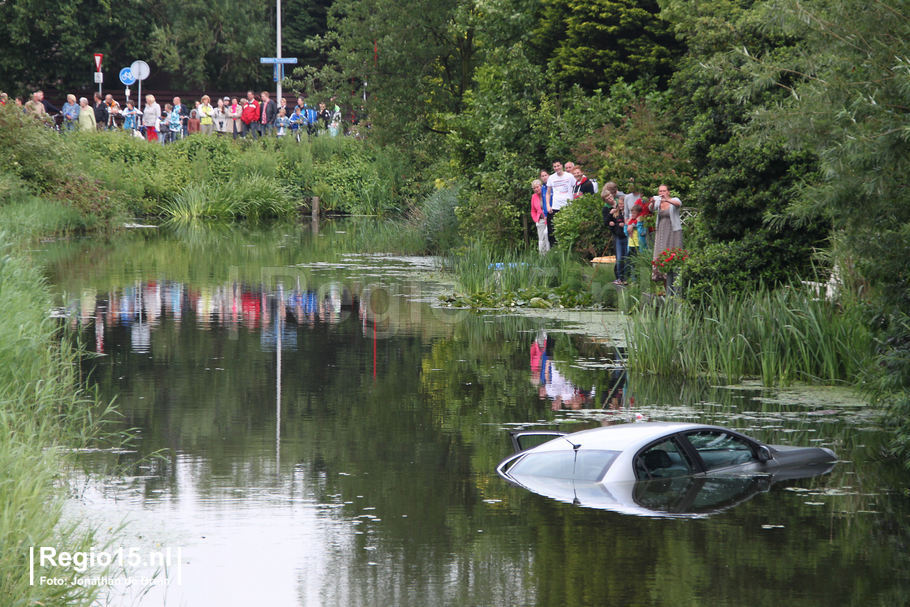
left=573, top=101, right=694, bottom=198
left=552, top=193, right=611, bottom=259
left=418, top=185, right=462, bottom=253
left=0, top=104, right=66, bottom=192
left=679, top=232, right=817, bottom=302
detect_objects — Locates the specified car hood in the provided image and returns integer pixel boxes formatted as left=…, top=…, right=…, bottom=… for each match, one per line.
left=766, top=445, right=837, bottom=481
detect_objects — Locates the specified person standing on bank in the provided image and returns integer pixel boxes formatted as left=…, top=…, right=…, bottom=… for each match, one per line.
left=259, top=91, right=277, bottom=136
left=61, top=94, right=80, bottom=131
left=93, top=92, right=106, bottom=131
left=77, top=97, right=96, bottom=131
left=571, top=166, right=594, bottom=198
left=531, top=179, right=550, bottom=255
left=227, top=98, right=242, bottom=138
left=142, top=94, right=161, bottom=142
left=198, top=95, right=214, bottom=135
left=649, top=184, right=683, bottom=290
left=604, top=194, right=627, bottom=284
left=213, top=98, right=229, bottom=136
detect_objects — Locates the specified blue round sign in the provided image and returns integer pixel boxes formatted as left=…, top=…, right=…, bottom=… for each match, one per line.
left=119, top=68, right=136, bottom=86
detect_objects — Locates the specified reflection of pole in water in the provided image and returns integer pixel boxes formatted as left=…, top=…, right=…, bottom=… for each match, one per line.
left=276, top=283, right=283, bottom=473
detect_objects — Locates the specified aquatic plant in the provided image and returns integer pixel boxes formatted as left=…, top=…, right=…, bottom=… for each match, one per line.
left=625, top=284, right=873, bottom=385
left=0, top=231, right=124, bottom=605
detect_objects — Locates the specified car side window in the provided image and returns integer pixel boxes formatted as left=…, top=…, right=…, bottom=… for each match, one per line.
left=634, top=439, right=693, bottom=480
left=685, top=431, right=756, bottom=470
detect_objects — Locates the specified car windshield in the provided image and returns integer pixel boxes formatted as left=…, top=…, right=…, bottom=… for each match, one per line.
left=509, top=450, right=620, bottom=482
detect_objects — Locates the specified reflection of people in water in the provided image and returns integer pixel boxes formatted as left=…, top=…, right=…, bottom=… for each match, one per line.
left=544, top=362, right=593, bottom=410
left=531, top=332, right=595, bottom=410
left=604, top=368, right=626, bottom=412
left=530, top=331, right=546, bottom=387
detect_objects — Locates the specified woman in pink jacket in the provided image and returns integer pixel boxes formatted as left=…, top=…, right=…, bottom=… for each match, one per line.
left=531, top=179, right=549, bottom=255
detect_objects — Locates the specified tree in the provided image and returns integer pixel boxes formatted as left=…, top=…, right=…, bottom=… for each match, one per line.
left=296, top=0, right=478, bottom=146
left=532, top=0, right=681, bottom=91
left=741, top=0, right=910, bottom=460
left=147, top=0, right=272, bottom=90
left=0, top=0, right=145, bottom=94
left=658, top=0, right=829, bottom=295
left=283, top=0, right=333, bottom=67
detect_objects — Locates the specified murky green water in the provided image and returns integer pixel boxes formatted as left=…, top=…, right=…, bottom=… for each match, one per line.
left=40, top=222, right=910, bottom=606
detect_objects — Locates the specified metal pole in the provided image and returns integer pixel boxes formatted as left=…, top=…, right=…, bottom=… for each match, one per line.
left=276, top=0, right=282, bottom=102
left=138, top=78, right=142, bottom=112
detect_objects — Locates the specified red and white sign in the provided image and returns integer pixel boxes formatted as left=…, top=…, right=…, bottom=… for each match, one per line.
left=94, top=53, right=103, bottom=72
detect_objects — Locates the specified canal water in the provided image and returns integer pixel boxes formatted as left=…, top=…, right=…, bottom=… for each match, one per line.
left=39, top=222, right=910, bottom=606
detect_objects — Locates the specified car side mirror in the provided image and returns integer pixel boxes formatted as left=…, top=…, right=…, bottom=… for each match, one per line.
left=757, top=445, right=773, bottom=462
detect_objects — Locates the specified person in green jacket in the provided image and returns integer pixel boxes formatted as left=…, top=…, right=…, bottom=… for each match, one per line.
left=77, top=97, right=96, bottom=131
left=198, top=95, right=214, bottom=135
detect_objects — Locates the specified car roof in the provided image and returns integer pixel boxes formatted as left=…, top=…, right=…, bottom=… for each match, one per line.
left=533, top=422, right=707, bottom=453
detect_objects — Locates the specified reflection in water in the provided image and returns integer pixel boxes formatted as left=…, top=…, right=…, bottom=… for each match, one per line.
left=71, top=278, right=394, bottom=357
left=38, top=224, right=910, bottom=606
left=531, top=331, right=598, bottom=410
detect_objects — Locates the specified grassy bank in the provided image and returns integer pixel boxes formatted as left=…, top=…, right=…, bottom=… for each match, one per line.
left=625, top=285, right=873, bottom=385
left=1, top=103, right=420, bottom=224
left=0, top=107, right=126, bottom=605
left=67, top=129, right=415, bottom=221
left=0, top=226, right=123, bottom=605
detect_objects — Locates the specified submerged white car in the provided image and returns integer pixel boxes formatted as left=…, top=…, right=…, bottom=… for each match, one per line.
left=496, top=422, right=837, bottom=516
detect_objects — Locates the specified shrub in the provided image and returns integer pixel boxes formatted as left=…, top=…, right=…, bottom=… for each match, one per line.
left=418, top=185, right=462, bottom=253
left=0, top=104, right=67, bottom=192
left=679, top=232, right=817, bottom=302
left=573, top=101, right=693, bottom=198
left=552, top=193, right=611, bottom=259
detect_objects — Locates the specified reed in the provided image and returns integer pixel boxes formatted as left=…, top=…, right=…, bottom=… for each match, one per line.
left=0, top=231, right=122, bottom=605
left=448, top=242, right=573, bottom=294
left=625, top=284, right=872, bottom=385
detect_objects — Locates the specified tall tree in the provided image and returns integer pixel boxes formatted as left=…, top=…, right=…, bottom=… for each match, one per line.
left=742, top=0, right=910, bottom=459
left=0, top=0, right=145, bottom=94
left=147, top=0, right=272, bottom=89
left=295, top=0, right=478, bottom=145
left=658, top=0, right=828, bottom=296
left=532, top=0, right=681, bottom=91
left=283, top=0, right=333, bottom=67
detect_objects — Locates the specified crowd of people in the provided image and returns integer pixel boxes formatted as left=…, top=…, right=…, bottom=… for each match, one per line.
left=2, top=89, right=353, bottom=143
left=530, top=161, right=683, bottom=291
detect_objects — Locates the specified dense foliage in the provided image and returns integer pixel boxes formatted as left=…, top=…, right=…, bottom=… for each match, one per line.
left=3, top=0, right=909, bottom=457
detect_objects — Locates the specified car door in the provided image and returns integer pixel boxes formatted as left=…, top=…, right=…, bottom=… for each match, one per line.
left=680, top=429, right=764, bottom=475
left=633, top=436, right=697, bottom=480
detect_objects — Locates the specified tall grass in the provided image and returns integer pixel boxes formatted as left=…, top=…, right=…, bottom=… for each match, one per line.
left=0, top=231, right=122, bottom=605
left=448, top=242, right=577, bottom=293
left=625, top=284, right=873, bottom=385
left=159, top=176, right=298, bottom=221
left=0, top=174, right=87, bottom=239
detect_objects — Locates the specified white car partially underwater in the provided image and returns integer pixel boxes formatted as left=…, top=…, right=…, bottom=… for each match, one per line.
left=496, top=422, right=837, bottom=517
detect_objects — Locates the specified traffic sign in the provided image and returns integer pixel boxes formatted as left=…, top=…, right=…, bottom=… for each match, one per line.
left=94, top=53, right=103, bottom=72
left=119, top=68, right=136, bottom=86
left=130, top=60, right=150, bottom=80
left=260, top=57, right=298, bottom=64
left=93, top=72, right=103, bottom=84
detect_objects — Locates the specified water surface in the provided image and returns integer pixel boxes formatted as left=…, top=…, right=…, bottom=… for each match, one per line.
left=40, top=222, right=910, bottom=606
